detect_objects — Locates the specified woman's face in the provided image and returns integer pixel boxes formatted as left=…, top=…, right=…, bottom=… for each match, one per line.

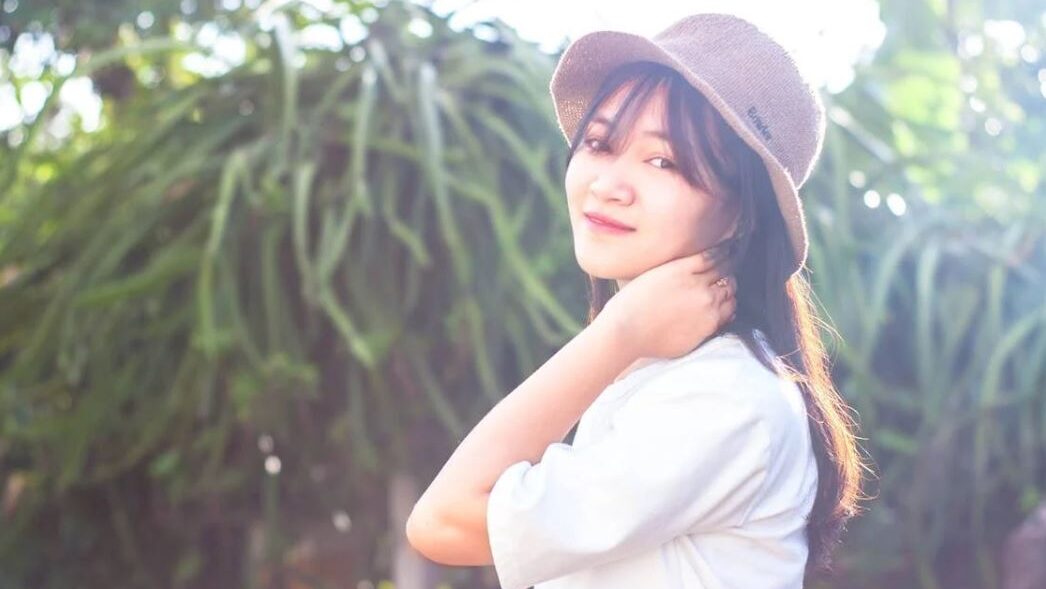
left=564, top=81, right=739, bottom=289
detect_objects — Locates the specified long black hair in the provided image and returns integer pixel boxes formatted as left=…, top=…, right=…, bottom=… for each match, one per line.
left=564, top=60, right=873, bottom=581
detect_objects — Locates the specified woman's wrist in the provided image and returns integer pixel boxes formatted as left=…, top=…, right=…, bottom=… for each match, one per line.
left=589, top=303, right=638, bottom=363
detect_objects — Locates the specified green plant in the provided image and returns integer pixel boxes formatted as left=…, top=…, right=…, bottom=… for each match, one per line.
left=0, top=2, right=576, bottom=586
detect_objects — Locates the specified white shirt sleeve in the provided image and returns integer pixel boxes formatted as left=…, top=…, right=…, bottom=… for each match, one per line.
left=486, top=384, right=772, bottom=589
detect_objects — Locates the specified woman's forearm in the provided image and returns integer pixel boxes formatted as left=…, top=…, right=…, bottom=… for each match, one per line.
left=408, top=313, right=636, bottom=532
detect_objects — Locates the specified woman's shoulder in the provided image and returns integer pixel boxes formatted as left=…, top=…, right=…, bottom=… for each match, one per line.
left=651, top=328, right=781, bottom=385
left=621, top=329, right=807, bottom=433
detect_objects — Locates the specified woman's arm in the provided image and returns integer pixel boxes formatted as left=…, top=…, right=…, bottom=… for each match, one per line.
left=405, top=313, right=636, bottom=565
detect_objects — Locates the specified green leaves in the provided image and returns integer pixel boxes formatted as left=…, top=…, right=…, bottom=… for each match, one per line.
left=807, top=1, right=1046, bottom=583
left=0, top=2, right=578, bottom=585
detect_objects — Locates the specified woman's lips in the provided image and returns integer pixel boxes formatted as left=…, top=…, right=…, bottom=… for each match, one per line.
left=584, top=214, right=635, bottom=234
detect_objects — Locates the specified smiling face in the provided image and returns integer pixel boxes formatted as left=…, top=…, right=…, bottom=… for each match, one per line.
left=565, top=79, right=740, bottom=290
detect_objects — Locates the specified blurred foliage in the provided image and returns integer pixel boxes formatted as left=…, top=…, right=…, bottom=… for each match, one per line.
left=802, top=0, right=1045, bottom=587
left=0, top=0, right=375, bottom=54
left=1, top=1, right=576, bottom=587
left=0, top=0, right=1044, bottom=588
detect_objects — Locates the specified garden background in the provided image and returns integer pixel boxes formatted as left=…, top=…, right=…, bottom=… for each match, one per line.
left=1, top=0, right=1044, bottom=588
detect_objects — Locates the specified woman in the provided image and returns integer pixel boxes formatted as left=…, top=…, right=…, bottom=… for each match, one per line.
left=407, top=13, right=870, bottom=588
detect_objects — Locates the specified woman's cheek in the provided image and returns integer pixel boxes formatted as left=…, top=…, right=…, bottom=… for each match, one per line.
left=563, top=162, right=587, bottom=213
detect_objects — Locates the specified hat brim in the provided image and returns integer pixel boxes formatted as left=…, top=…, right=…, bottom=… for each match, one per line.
left=549, top=31, right=809, bottom=275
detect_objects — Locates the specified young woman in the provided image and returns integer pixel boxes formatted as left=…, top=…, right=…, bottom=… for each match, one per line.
left=407, top=13, right=870, bottom=588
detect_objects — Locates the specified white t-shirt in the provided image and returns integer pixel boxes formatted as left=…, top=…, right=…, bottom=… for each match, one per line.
left=486, top=330, right=818, bottom=589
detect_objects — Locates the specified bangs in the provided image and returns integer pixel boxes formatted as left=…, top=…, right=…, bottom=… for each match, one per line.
left=565, top=61, right=742, bottom=200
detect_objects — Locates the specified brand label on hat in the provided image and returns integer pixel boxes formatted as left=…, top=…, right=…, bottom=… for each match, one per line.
left=746, top=106, right=772, bottom=141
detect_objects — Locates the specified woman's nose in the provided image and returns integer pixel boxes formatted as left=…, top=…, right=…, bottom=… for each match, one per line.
left=589, top=170, right=635, bottom=204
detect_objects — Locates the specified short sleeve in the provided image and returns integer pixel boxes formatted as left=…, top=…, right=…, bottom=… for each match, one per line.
left=486, top=385, right=771, bottom=589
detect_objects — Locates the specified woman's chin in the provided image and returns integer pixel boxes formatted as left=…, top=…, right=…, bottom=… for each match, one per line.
left=576, top=258, right=634, bottom=281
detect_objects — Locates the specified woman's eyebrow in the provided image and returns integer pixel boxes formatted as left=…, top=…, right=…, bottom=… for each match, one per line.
left=591, top=115, right=670, bottom=141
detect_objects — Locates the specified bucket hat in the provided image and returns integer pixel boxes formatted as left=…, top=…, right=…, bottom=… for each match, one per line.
left=549, top=13, right=826, bottom=278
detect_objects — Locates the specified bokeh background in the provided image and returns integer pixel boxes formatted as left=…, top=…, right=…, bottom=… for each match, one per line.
left=0, top=0, right=1043, bottom=588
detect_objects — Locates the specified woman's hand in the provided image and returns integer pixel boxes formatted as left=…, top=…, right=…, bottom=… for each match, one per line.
left=599, top=250, right=736, bottom=360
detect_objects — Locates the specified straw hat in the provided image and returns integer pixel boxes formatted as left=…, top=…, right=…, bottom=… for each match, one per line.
left=549, top=13, right=826, bottom=278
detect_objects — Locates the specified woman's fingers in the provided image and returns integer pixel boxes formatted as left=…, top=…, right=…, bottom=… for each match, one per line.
left=686, top=253, right=737, bottom=324
left=716, top=273, right=735, bottom=293
left=718, top=282, right=737, bottom=319
left=714, top=274, right=737, bottom=324
left=688, top=249, right=727, bottom=275
left=706, top=271, right=736, bottom=291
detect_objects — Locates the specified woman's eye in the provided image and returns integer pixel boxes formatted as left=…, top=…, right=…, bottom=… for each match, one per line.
left=582, top=137, right=607, bottom=152
left=581, top=138, right=676, bottom=172
left=651, top=156, right=677, bottom=171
